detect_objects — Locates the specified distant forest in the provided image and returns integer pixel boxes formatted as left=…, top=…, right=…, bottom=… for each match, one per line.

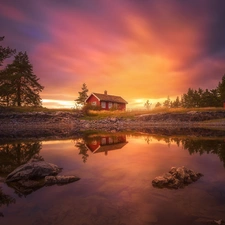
left=156, top=75, right=225, bottom=108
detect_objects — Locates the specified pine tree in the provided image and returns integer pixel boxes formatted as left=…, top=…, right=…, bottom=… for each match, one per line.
left=144, top=100, right=151, bottom=110
left=163, top=96, right=171, bottom=108
left=0, top=69, right=14, bottom=106
left=0, top=36, right=16, bottom=66
left=217, top=74, right=225, bottom=106
left=75, top=83, right=89, bottom=106
left=0, top=52, right=44, bottom=106
left=171, top=96, right=181, bottom=108
left=155, top=102, right=161, bottom=108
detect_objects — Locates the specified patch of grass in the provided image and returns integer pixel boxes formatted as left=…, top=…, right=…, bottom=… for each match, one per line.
left=82, top=107, right=225, bottom=119
left=1, top=106, right=224, bottom=117
left=150, top=107, right=225, bottom=114
left=0, top=106, right=74, bottom=113
left=83, top=109, right=148, bottom=120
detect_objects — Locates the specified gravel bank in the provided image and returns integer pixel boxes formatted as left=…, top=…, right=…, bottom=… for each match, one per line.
left=0, top=110, right=225, bottom=139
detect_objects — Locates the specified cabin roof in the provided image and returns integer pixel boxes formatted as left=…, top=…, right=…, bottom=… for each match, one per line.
left=88, top=92, right=128, bottom=104
left=86, top=142, right=128, bottom=153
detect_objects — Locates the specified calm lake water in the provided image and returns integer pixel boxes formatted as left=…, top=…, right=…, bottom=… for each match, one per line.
left=0, top=132, right=225, bottom=225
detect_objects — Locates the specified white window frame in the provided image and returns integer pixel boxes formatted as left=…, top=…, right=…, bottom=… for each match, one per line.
left=91, top=101, right=97, bottom=106
left=101, top=101, right=106, bottom=108
left=108, top=137, right=113, bottom=144
left=108, top=102, right=112, bottom=109
left=101, top=138, right=106, bottom=145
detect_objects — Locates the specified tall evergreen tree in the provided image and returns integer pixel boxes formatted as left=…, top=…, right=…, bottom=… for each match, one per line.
left=75, top=83, right=89, bottom=106
left=0, top=52, right=44, bottom=106
left=0, top=36, right=16, bottom=66
left=155, top=102, right=161, bottom=108
left=196, top=88, right=204, bottom=107
left=209, top=88, right=220, bottom=107
left=217, top=74, right=225, bottom=106
left=0, top=69, right=14, bottom=106
left=163, top=96, right=171, bottom=108
left=171, top=96, right=181, bottom=108
left=144, top=100, right=151, bottom=110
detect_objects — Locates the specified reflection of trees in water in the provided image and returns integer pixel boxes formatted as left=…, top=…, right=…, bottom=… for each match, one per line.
left=75, top=139, right=89, bottom=163
left=149, top=136, right=225, bottom=168
left=0, top=141, right=42, bottom=176
left=142, top=134, right=225, bottom=167
left=144, top=137, right=152, bottom=144
left=0, top=187, right=15, bottom=217
left=179, top=138, right=225, bottom=167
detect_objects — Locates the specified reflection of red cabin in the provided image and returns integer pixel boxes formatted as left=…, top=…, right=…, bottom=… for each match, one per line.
left=85, top=91, right=128, bottom=110
left=86, top=135, right=128, bottom=155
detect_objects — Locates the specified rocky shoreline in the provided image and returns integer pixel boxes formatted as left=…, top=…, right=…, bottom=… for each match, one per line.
left=0, top=110, right=225, bottom=138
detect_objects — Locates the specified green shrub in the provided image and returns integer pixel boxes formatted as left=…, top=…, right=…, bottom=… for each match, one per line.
left=82, top=104, right=101, bottom=115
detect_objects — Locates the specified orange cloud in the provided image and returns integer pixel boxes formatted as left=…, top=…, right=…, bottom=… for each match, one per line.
left=3, top=1, right=223, bottom=108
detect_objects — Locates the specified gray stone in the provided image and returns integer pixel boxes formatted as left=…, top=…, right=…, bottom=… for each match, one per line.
left=152, top=176, right=168, bottom=188
left=5, top=157, right=80, bottom=196
left=6, top=160, right=62, bottom=182
left=175, top=167, right=186, bottom=179
left=213, top=220, right=225, bottom=225
left=6, top=175, right=80, bottom=196
left=152, top=166, right=203, bottom=189
left=110, top=117, right=117, bottom=122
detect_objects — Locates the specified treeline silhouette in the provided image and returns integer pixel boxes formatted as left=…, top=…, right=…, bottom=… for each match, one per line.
left=160, top=75, right=225, bottom=108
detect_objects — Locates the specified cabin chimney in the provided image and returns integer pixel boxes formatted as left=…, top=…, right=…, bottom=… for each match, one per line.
left=104, top=90, right=107, bottom=95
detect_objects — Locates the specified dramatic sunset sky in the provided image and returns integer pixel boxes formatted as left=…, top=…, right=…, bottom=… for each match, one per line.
left=1, top=0, right=225, bottom=109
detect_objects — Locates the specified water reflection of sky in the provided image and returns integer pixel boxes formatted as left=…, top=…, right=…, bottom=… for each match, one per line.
left=1, top=134, right=225, bottom=225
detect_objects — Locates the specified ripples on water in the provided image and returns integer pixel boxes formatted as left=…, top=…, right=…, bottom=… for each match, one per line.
left=0, top=131, right=225, bottom=225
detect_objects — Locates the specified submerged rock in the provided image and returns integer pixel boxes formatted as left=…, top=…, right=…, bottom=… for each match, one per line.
left=194, top=218, right=225, bottom=224
left=6, top=160, right=62, bottom=182
left=8, top=175, right=80, bottom=196
left=45, top=175, right=80, bottom=185
left=7, top=178, right=46, bottom=195
left=5, top=156, right=80, bottom=196
left=152, top=166, right=203, bottom=189
left=213, top=220, right=225, bottom=225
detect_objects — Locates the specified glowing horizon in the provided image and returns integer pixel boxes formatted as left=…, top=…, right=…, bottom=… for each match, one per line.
left=41, top=96, right=173, bottom=110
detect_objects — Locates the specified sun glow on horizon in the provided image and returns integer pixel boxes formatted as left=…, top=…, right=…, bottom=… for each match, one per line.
left=128, top=97, right=171, bottom=110
left=41, top=97, right=173, bottom=110
left=42, top=99, right=75, bottom=109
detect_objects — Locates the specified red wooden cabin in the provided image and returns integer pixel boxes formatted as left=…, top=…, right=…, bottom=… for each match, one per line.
left=85, top=91, right=128, bottom=110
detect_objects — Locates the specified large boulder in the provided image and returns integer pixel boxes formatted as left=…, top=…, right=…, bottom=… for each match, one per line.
left=5, top=156, right=80, bottom=196
left=6, top=160, right=62, bottom=182
left=152, top=166, right=203, bottom=189
left=7, top=175, right=80, bottom=196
